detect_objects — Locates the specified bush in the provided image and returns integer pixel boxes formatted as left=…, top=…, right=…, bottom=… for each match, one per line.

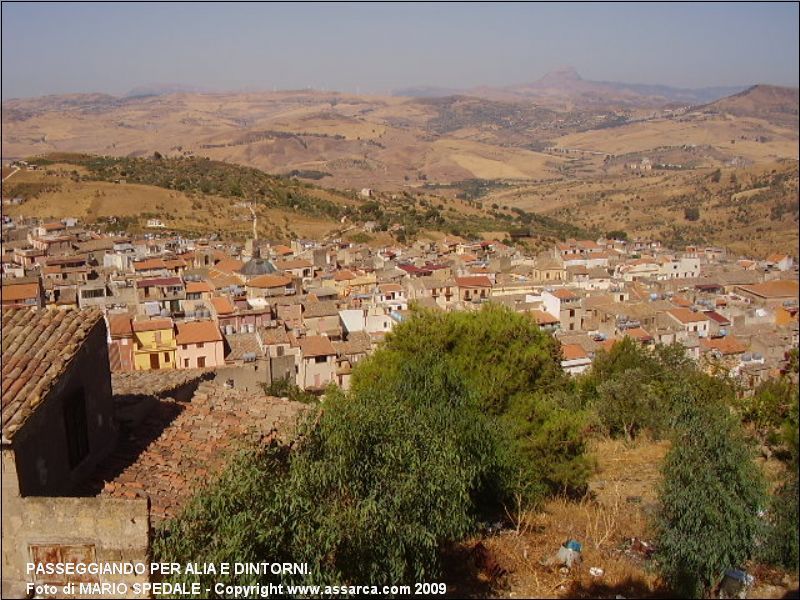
left=155, top=354, right=512, bottom=593
left=684, top=206, right=700, bottom=221
left=578, top=339, right=734, bottom=441
left=261, top=376, right=318, bottom=404
left=655, top=395, right=766, bottom=597
left=154, top=305, right=594, bottom=591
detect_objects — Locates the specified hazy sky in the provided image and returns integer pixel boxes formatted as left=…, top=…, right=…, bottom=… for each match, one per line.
left=2, top=2, right=798, bottom=99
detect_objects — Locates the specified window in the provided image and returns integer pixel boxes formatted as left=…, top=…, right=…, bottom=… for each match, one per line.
left=197, top=342, right=204, bottom=349
left=197, top=356, right=206, bottom=368
left=569, top=309, right=575, bottom=318
left=184, top=359, right=189, bottom=368
left=314, top=355, right=327, bottom=364
left=164, top=352, right=170, bottom=362
left=64, top=390, right=89, bottom=469
left=155, top=331, right=162, bottom=344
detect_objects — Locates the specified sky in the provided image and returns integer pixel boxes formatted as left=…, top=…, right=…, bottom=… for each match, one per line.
left=2, top=2, right=798, bottom=99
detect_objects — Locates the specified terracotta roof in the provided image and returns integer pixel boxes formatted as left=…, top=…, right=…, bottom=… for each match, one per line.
left=704, top=310, right=731, bottom=325
left=530, top=309, right=559, bottom=326
left=214, top=258, right=245, bottom=274
left=136, top=277, right=183, bottom=288
left=766, top=253, right=789, bottom=263
left=88, top=382, right=307, bottom=523
left=303, top=300, right=339, bottom=318
left=260, top=325, right=290, bottom=345
left=701, top=336, right=748, bottom=355
left=378, top=283, right=402, bottom=293
left=455, top=275, right=493, bottom=288
left=224, top=332, right=264, bottom=361
left=623, top=327, right=654, bottom=342
left=1, top=308, right=104, bottom=441
left=668, top=308, right=709, bottom=324
left=186, top=280, right=214, bottom=294
left=272, top=245, right=294, bottom=256
left=738, top=280, right=799, bottom=299
left=248, top=274, right=292, bottom=289
left=176, top=321, right=222, bottom=345
left=670, top=294, right=693, bottom=308
left=107, top=313, right=133, bottom=337
left=133, top=258, right=167, bottom=271
left=551, top=288, right=578, bottom=300
left=333, top=270, right=357, bottom=282
left=1, top=282, right=40, bottom=302
left=276, top=258, right=313, bottom=271
left=211, top=296, right=236, bottom=315
left=561, top=343, right=589, bottom=361
left=300, top=335, right=336, bottom=358
left=132, top=318, right=173, bottom=332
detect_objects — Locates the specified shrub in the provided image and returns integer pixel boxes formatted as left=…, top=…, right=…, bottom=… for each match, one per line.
left=655, top=395, right=766, bottom=597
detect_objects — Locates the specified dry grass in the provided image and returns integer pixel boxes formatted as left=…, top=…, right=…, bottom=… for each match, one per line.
left=446, top=437, right=800, bottom=598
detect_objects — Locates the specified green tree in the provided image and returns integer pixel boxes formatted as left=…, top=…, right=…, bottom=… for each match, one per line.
left=655, top=395, right=766, bottom=597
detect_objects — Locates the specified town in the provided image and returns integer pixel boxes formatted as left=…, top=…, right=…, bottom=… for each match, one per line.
left=2, top=207, right=798, bottom=595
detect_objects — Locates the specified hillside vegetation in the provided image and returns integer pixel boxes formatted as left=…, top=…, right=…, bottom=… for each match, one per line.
left=12, top=153, right=587, bottom=243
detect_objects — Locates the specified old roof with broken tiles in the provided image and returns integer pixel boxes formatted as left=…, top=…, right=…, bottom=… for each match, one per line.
left=111, top=368, right=212, bottom=398
left=87, top=381, right=309, bottom=523
left=1, top=307, right=104, bottom=442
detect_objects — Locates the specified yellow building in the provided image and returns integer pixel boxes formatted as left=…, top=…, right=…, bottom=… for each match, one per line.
left=132, top=318, right=177, bottom=370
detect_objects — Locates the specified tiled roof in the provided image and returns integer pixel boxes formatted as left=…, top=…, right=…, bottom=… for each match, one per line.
left=224, top=332, right=263, bottom=360
left=185, top=280, right=214, bottom=294
left=133, top=258, right=167, bottom=271
left=668, top=308, right=709, bottom=324
left=551, top=288, right=578, bottom=300
left=738, top=280, right=799, bottom=299
left=333, top=270, right=357, bottom=282
left=88, top=381, right=308, bottom=523
left=276, top=259, right=312, bottom=271
left=1, top=308, right=104, bottom=441
left=214, top=258, right=245, bottom=274
left=248, top=274, right=292, bottom=289
left=136, top=277, right=183, bottom=288
left=530, top=310, right=559, bottom=326
left=1, top=282, right=40, bottom=301
left=272, top=245, right=294, bottom=256
left=107, top=313, right=134, bottom=337
left=455, top=275, right=492, bottom=288
left=303, top=300, right=340, bottom=318
left=300, top=335, right=336, bottom=357
left=561, top=343, right=589, bottom=361
left=132, top=318, right=173, bottom=332
left=701, top=335, right=748, bottom=355
left=260, top=325, right=290, bottom=346
left=176, top=321, right=222, bottom=345
left=211, top=296, right=236, bottom=315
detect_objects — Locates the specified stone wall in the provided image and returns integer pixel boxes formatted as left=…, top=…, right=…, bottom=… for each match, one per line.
left=1, top=494, right=149, bottom=599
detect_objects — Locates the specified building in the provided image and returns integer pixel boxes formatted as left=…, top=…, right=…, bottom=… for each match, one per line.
left=1, top=308, right=149, bottom=598
left=1, top=280, right=44, bottom=308
left=298, top=336, right=337, bottom=391
left=132, top=318, right=177, bottom=370
left=175, top=321, right=225, bottom=369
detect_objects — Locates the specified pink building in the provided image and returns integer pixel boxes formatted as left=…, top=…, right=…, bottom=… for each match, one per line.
left=176, top=321, right=225, bottom=369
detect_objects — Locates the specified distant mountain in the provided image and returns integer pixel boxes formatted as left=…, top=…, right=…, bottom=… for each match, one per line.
left=696, top=84, right=799, bottom=128
left=393, top=67, right=749, bottom=108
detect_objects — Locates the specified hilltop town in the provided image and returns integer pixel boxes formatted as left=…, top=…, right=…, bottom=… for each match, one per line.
left=2, top=210, right=797, bottom=386
left=2, top=162, right=799, bottom=597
